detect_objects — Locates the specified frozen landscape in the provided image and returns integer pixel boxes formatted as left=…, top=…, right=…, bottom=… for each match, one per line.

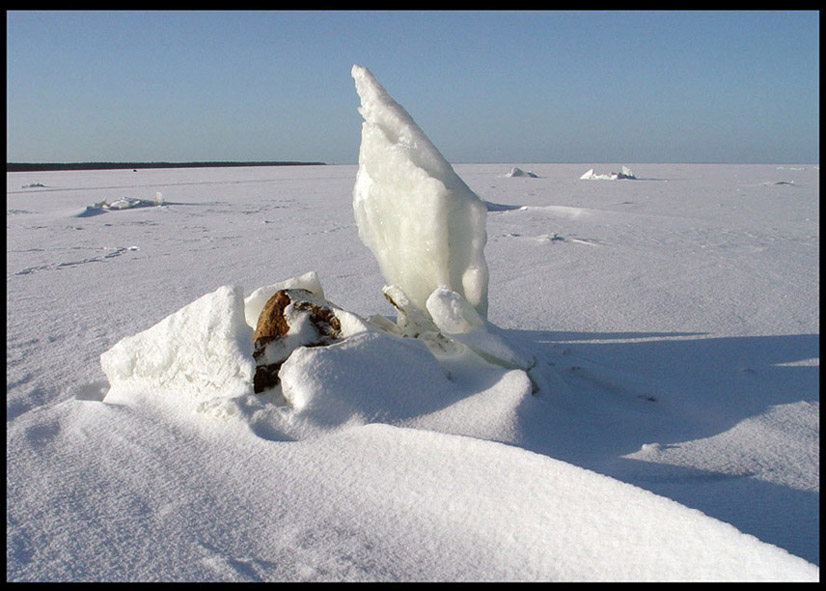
left=6, top=66, right=819, bottom=581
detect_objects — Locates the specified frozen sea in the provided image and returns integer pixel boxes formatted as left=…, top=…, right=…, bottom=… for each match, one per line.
left=6, top=163, right=819, bottom=581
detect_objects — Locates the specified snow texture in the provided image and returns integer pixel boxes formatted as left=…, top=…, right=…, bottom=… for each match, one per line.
left=7, top=161, right=819, bottom=582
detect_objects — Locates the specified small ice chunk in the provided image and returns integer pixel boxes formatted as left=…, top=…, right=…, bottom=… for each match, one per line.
left=382, top=284, right=439, bottom=337
left=426, top=287, right=534, bottom=371
left=580, top=166, right=636, bottom=180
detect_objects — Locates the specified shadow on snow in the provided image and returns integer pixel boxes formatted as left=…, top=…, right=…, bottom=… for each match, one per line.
left=510, top=330, right=819, bottom=564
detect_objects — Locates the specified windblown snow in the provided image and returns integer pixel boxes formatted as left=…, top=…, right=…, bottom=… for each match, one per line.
left=5, top=65, right=819, bottom=582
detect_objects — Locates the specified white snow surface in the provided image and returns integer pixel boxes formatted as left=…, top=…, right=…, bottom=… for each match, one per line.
left=6, top=161, right=819, bottom=581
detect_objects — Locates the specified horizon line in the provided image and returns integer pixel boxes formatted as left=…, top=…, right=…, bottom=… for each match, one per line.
left=6, top=161, right=328, bottom=173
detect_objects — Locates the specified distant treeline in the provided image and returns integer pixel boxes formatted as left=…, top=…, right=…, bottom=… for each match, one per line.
left=7, top=161, right=326, bottom=172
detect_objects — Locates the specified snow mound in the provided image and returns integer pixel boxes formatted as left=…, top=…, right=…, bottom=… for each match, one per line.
left=97, top=269, right=535, bottom=444
left=275, top=331, right=472, bottom=439
left=324, top=423, right=818, bottom=582
left=484, top=201, right=526, bottom=212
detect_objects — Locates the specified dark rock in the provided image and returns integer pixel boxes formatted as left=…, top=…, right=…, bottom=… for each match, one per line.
left=252, top=288, right=342, bottom=393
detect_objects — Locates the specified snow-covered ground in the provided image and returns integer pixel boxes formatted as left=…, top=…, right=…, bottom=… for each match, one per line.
left=6, top=161, right=819, bottom=581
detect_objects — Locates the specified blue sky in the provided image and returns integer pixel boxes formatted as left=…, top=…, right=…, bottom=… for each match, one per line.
left=6, top=10, right=820, bottom=164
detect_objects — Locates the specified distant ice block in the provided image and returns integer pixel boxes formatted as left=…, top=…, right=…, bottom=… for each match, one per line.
left=618, top=165, right=636, bottom=179
left=72, top=196, right=164, bottom=217
left=351, top=64, right=489, bottom=319
left=580, top=166, right=636, bottom=181
left=506, top=167, right=538, bottom=178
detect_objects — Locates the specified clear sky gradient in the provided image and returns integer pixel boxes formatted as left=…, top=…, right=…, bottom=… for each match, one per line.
left=6, top=10, right=820, bottom=164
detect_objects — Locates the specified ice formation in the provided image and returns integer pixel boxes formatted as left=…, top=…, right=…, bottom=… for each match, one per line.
left=579, top=165, right=636, bottom=180
left=100, top=65, right=535, bottom=409
left=351, top=64, right=489, bottom=319
left=505, top=167, right=538, bottom=178
left=426, top=287, right=533, bottom=371
left=100, top=285, right=256, bottom=404
left=619, top=165, right=636, bottom=179
left=74, top=194, right=166, bottom=217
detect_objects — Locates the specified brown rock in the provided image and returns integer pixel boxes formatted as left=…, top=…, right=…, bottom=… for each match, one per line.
left=252, top=288, right=342, bottom=393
